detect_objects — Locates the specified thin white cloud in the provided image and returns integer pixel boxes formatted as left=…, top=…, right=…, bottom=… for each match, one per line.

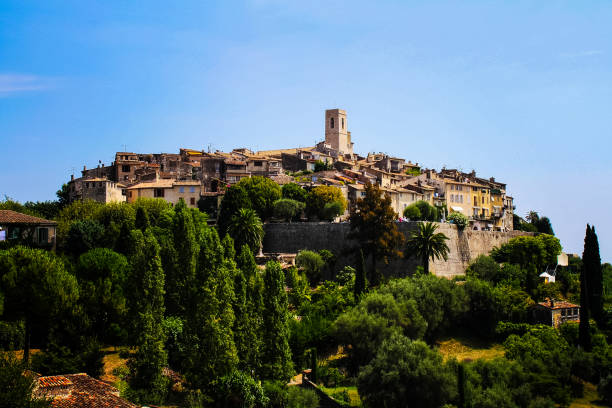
left=559, top=50, right=604, bottom=58
left=0, top=74, right=54, bottom=96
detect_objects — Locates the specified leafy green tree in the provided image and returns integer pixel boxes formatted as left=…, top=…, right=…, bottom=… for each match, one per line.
left=463, top=278, right=500, bottom=338
left=403, top=200, right=439, bottom=221
left=95, top=201, right=136, bottom=248
left=0, top=247, right=79, bottom=362
left=295, top=250, right=325, bottom=285
left=217, top=185, right=251, bottom=238
left=228, top=208, right=264, bottom=255
left=127, top=229, right=168, bottom=402
left=56, top=183, right=70, bottom=209
left=348, top=183, right=404, bottom=285
left=210, top=370, right=269, bottom=408
left=184, top=228, right=238, bottom=388
left=273, top=199, right=304, bottom=222
left=403, top=204, right=421, bottom=220
left=406, top=222, right=450, bottom=275
left=132, top=198, right=172, bottom=226
left=526, top=211, right=555, bottom=235
left=65, top=219, right=104, bottom=256
left=237, top=176, right=282, bottom=221
left=598, top=374, right=612, bottom=405
left=23, top=201, right=62, bottom=220
left=281, top=183, right=307, bottom=202
left=334, top=292, right=427, bottom=369
left=0, top=353, right=51, bottom=408
left=358, top=332, right=456, bottom=408
left=503, top=326, right=573, bottom=405
left=466, top=255, right=503, bottom=283
left=314, top=159, right=332, bottom=172
left=305, top=185, right=346, bottom=220
left=76, top=248, right=128, bottom=342
left=321, top=201, right=344, bottom=221
left=378, top=274, right=466, bottom=342
left=261, top=261, right=293, bottom=381
left=55, top=200, right=104, bottom=245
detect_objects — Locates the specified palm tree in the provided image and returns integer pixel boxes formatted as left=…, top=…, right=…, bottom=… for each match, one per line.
left=227, top=208, right=264, bottom=255
left=407, top=222, right=450, bottom=274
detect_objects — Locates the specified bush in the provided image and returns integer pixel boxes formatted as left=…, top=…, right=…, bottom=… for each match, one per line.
left=305, top=186, right=346, bottom=220
left=336, top=266, right=355, bottom=287
left=262, top=381, right=288, bottom=408
left=321, top=201, right=344, bottom=221
left=448, top=212, right=468, bottom=229
left=598, top=374, right=612, bottom=405
left=209, top=370, right=269, bottom=408
left=296, top=250, right=325, bottom=284
left=282, top=183, right=307, bottom=202
left=403, top=200, right=439, bottom=221
left=287, top=387, right=319, bottom=408
left=273, top=199, right=305, bottom=222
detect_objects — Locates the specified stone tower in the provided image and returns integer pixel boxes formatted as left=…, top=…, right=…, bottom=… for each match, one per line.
left=325, top=109, right=353, bottom=155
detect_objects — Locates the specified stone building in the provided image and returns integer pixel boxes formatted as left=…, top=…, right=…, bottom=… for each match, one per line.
left=531, top=299, right=580, bottom=328
left=325, top=109, right=353, bottom=156
left=0, top=210, right=57, bottom=250
left=126, top=179, right=201, bottom=208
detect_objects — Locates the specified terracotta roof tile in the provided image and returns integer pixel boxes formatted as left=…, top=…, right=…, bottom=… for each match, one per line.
left=37, top=373, right=139, bottom=408
left=0, top=210, right=57, bottom=225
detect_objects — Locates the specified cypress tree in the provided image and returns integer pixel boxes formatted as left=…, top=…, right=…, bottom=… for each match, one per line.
left=261, top=261, right=293, bottom=382
left=237, top=245, right=264, bottom=375
left=579, top=225, right=592, bottom=351
left=354, top=248, right=367, bottom=297
left=183, top=228, right=237, bottom=389
left=127, top=229, right=168, bottom=401
left=457, top=363, right=466, bottom=408
left=135, top=206, right=150, bottom=231
left=167, top=203, right=198, bottom=317
left=586, top=225, right=604, bottom=326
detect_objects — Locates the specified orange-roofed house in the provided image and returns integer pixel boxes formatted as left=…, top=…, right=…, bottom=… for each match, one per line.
left=0, top=210, right=57, bottom=250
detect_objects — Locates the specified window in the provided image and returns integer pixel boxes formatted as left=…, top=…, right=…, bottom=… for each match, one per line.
left=122, top=165, right=130, bottom=172
left=179, top=187, right=185, bottom=193
left=190, top=186, right=196, bottom=193
left=473, top=196, right=477, bottom=206
left=342, top=118, right=344, bottom=129
left=330, top=117, right=334, bottom=128
left=451, top=195, right=455, bottom=203
left=254, top=161, right=263, bottom=167
left=38, top=228, right=48, bottom=243
left=190, top=197, right=196, bottom=205
left=451, top=185, right=454, bottom=190
left=154, top=188, right=165, bottom=198
left=482, top=196, right=485, bottom=204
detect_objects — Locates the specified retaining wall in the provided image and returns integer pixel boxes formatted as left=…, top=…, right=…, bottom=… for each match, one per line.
left=263, top=222, right=530, bottom=278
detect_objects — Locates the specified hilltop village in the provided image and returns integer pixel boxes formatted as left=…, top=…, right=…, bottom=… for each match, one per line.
left=67, top=108, right=515, bottom=231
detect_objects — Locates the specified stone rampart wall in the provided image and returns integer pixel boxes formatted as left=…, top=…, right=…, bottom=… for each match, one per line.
left=263, top=222, right=531, bottom=278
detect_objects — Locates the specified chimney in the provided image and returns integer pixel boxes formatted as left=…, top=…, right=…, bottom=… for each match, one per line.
left=71, top=174, right=74, bottom=181
left=549, top=298, right=555, bottom=308
left=490, top=177, right=495, bottom=182
left=83, top=165, right=87, bottom=171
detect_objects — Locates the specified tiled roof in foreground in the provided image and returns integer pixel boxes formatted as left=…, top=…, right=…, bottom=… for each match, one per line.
left=0, top=210, right=57, bottom=225
left=36, top=373, right=139, bottom=408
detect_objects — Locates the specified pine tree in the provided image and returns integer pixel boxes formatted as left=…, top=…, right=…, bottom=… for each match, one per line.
left=127, top=229, right=168, bottom=401
left=354, top=248, right=367, bottom=297
left=579, top=225, right=592, bottom=351
left=261, top=261, right=293, bottom=381
left=585, top=225, right=604, bottom=326
left=183, top=228, right=237, bottom=389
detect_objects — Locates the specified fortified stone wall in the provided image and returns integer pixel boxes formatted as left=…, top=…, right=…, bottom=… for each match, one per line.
left=263, top=222, right=531, bottom=278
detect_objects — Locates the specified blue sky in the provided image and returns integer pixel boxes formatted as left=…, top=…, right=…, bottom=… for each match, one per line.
left=1, top=1, right=611, bottom=261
